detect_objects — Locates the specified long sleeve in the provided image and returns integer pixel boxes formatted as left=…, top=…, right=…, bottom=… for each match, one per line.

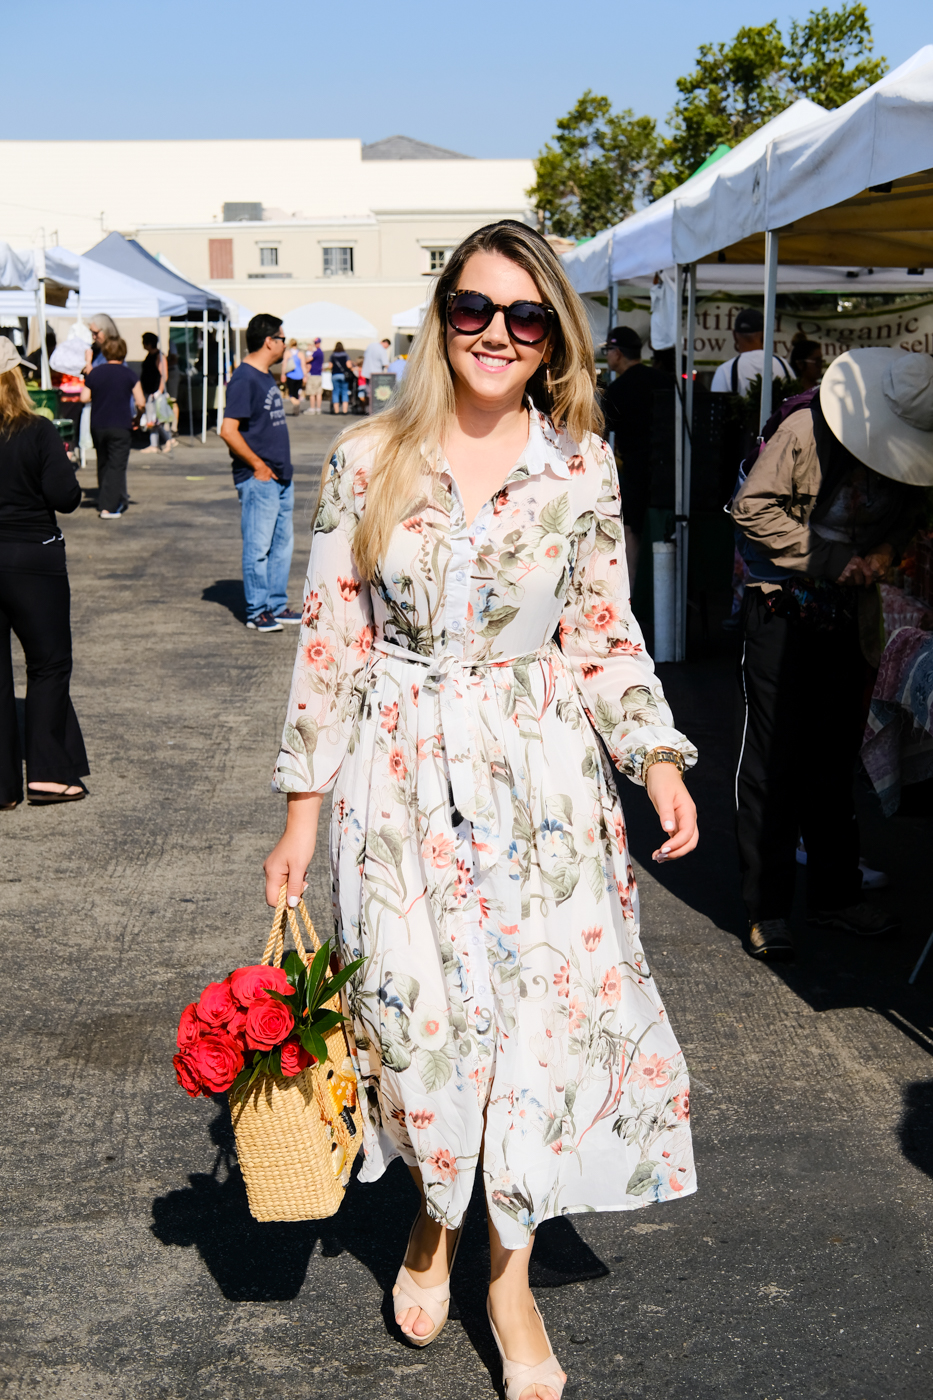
left=732, top=418, right=853, bottom=582
left=37, top=419, right=81, bottom=515
left=559, top=443, right=697, bottom=784
left=272, top=450, right=374, bottom=794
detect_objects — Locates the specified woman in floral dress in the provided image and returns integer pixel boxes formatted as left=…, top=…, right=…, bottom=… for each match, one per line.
left=264, top=221, right=698, bottom=1400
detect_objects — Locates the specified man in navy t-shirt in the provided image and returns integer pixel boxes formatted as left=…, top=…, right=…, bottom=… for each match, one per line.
left=220, top=314, right=299, bottom=632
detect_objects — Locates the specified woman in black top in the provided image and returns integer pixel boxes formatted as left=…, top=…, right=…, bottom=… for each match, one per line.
left=140, top=331, right=173, bottom=455
left=0, top=341, right=89, bottom=807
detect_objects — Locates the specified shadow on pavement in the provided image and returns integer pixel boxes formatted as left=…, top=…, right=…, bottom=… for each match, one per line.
left=900, top=1079, right=933, bottom=1181
left=202, top=579, right=247, bottom=624
left=151, top=1101, right=608, bottom=1320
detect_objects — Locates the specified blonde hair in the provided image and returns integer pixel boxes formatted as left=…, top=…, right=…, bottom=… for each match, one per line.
left=340, top=220, right=601, bottom=579
left=0, top=368, right=37, bottom=435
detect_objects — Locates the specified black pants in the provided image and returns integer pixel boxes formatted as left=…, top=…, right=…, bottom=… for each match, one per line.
left=93, top=427, right=131, bottom=513
left=0, top=544, right=89, bottom=803
left=735, top=588, right=865, bottom=922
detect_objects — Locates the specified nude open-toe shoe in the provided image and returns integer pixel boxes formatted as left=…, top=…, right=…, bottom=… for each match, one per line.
left=392, top=1215, right=463, bottom=1348
left=486, top=1296, right=566, bottom=1400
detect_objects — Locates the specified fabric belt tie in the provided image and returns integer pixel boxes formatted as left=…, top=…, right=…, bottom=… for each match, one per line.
left=370, top=637, right=554, bottom=876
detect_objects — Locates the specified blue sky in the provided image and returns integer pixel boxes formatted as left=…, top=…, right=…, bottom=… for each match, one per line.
left=5, top=1, right=928, bottom=156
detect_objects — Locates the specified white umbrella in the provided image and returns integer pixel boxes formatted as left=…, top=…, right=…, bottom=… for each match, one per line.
left=282, top=301, right=377, bottom=340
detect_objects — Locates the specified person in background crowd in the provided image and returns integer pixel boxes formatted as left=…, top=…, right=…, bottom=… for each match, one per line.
left=283, top=339, right=306, bottom=404
left=139, top=332, right=173, bottom=455
left=731, top=348, right=931, bottom=961
left=711, top=308, right=791, bottom=396
left=789, top=332, right=824, bottom=391
left=23, top=329, right=57, bottom=383
left=0, top=338, right=89, bottom=807
left=600, top=326, right=668, bottom=591
left=305, top=337, right=324, bottom=414
left=359, top=337, right=391, bottom=410
left=219, top=313, right=300, bottom=633
left=80, top=337, right=144, bottom=519
left=387, top=350, right=409, bottom=382
left=328, top=341, right=350, bottom=415
left=84, top=315, right=119, bottom=374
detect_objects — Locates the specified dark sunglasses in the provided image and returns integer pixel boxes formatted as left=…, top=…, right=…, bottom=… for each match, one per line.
left=446, top=290, right=554, bottom=346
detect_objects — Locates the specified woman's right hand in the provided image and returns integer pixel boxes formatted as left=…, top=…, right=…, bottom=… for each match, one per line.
left=263, top=792, right=324, bottom=907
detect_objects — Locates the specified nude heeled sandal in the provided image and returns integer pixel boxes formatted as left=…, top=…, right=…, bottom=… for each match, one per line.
left=392, top=1214, right=463, bottom=1348
left=486, top=1296, right=566, bottom=1400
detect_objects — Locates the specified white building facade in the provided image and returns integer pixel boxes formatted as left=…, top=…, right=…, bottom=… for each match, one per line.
left=0, top=136, right=536, bottom=344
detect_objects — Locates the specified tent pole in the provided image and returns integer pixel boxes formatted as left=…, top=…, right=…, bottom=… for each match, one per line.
left=679, top=263, right=697, bottom=663
left=215, top=320, right=226, bottom=433
left=607, top=278, right=618, bottom=454
left=759, top=230, right=779, bottom=431
left=36, top=272, right=50, bottom=392
left=201, top=310, right=208, bottom=443
left=672, top=263, right=684, bottom=662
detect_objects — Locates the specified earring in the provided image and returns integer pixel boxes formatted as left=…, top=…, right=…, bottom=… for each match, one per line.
left=545, top=363, right=553, bottom=393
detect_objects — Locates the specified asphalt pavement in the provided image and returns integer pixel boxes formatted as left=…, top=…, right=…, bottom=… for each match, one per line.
left=2, top=411, right=931, bottom=1400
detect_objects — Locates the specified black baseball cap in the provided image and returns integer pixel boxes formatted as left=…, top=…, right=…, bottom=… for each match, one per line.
left=604, top=326, right=643, bottom=357
left=733, top=307, right=764, bottom=332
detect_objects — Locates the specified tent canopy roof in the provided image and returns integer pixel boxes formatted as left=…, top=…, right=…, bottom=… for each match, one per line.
left=282, top=300, right=377, bottom=339
left=561, top=98, right=826, bottom=291
left=84, top=232, right=224, bottom=312
left=672, top=46, right=933, bottom=267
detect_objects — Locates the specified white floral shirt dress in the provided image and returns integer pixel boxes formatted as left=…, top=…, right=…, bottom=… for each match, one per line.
left=273, top=404, right=698, bottom=1248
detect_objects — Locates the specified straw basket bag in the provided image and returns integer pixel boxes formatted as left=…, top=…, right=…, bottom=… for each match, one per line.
left=229, top=892, right=363, bottom=1221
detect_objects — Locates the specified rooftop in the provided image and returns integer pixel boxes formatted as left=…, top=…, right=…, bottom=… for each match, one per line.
left=361, top=134, right=472, bottom=161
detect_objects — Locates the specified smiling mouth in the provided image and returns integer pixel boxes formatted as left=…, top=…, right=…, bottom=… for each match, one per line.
left=473, top=353, right=513, bottom=372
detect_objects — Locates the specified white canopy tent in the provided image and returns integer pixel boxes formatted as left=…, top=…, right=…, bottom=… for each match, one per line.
left=654, top=44, right=933, bottom=660
left=0, top=244, right=188, bottom=391
left=672, top=45, right=933, bottom=272
left=282, top=301, right=377, bottom=341
left=561, top=99, right=827, bottom=297
left=392, top=301, right=426, bottom=330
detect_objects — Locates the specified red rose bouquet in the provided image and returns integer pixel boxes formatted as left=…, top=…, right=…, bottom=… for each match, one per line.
left=173, top=942, right=361, bottom=1101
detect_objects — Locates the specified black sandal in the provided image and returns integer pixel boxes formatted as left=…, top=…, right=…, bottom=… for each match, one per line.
left=27, top=784, right=88, bottom=806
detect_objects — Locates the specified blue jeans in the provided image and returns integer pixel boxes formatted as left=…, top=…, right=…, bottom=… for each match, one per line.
left=331, top=374, right=348, bottom=405
left=235, top=475, right=294, bottom=621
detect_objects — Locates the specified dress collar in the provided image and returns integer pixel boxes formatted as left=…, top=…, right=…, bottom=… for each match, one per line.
left=513, top=398, right=572, bottom=480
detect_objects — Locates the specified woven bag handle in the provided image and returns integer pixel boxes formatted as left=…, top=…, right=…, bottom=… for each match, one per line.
left=260, top=885, right=323, bottom=970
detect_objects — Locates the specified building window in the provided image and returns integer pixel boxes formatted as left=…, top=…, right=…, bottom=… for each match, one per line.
left=208, top=238, right=233, bottom=279
left=428, top=248, right=448, bottom=272
left=323, top=246, right=354, bottom=277
left=259, top=246, right=279, bottom=267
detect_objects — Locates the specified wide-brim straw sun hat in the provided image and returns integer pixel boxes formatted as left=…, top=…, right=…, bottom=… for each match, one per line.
left=820, top=347, right=933, bottom=487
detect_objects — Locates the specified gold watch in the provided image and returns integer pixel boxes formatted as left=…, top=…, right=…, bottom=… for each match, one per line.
left=642, top=747, right=686, bottom=778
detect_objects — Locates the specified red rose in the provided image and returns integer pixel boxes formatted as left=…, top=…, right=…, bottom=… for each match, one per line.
left=176, top=1002, right=205, bottom=1048
left=226, top=1005, right=249, bottom=1043
left=173, top=1050, right=205, bottom=1097
left=280, top=1039, right=314, bottom=1077
left=197, top=979, right=237, bottom=1026
left=189, top=1031, right=245, bottom=1093
left=245, top=995, right=295, bottom=1051
left=230, top=964, right=292, bottom=1007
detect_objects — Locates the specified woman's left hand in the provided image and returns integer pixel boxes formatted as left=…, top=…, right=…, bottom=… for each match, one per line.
left=645, top=763, right=698, bottom=862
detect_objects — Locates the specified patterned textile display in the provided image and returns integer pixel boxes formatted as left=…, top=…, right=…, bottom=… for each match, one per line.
left=862, top=626, right=933, bottom=815
left=273, top=404, right=698, bottom=1247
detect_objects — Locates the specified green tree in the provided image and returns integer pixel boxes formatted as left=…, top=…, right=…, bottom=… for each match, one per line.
left=786, top=4, right=886, bottom=107
left=649, top=3, right=885, bottom=199
left=527, top=90, right=658, bottom=240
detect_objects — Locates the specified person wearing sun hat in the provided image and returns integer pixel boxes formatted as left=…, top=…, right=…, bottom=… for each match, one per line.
left=731, top=348, right=932, bottom=960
